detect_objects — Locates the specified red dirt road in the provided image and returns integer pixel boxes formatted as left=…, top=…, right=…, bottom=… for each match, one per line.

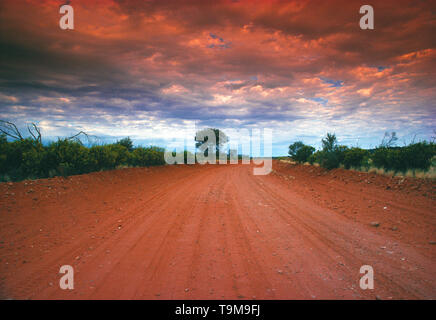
left=0, top=162, right=435, bottom=299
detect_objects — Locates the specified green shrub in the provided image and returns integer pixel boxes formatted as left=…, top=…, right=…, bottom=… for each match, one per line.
left=43, top=139, right=90, bottom=176
left=372, top=142, right=435, bottom=173
left=318, top=133, right=342, bottom=169
left=0, top=138, right=44, bottom=179
left=21, top=143, right=45, bottom=178
left=109, top=144, right=130, bottom=166
left=0, top=135, right=167, bottom=181
left=308, top=150, right=322, bottom=165
left=318, top=150, right=341, bottom=170
left=291, top=134, right=435, bottom=174
left=116, top=137, right=134, bottom=152
left=402, top=142, right=435, bottom=171
left=343, top=147, right=369, bottom=169
left=336, top=145, right=349, bottom=165
left=372, top=147, right=389, bottom=169
left=88, top=145, right=118, bottom=171
left=288, top=141, right=315, bottom=163
left=321, top=133, right=337, bottom=153
left=131, top=146, right=165, bottom=167
left=0, top=134, right=9, bottom=174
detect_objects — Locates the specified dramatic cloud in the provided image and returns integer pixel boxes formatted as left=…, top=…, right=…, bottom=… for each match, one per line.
left=0, top=0, right=435, bottom=153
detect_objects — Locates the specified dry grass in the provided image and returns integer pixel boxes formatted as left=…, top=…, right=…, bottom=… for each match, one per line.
left=403, top=167, right=436, bottom=179
left=279, top=159, right=296, bottom=164
left=280, top=159, right=436, bottom=180
left=359, top=166, right=436, bottom=179
left=116, top=164, right=132, bottom=169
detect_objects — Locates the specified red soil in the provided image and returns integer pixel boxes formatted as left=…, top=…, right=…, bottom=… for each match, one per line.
left=0, top=161, right=434, bottom=299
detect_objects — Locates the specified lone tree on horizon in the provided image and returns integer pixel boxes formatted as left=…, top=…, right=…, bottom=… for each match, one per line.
left=195, top=128, right=229, bottom=157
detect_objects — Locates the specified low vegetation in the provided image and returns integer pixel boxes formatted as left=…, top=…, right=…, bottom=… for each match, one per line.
left=0, top=128, right=166, bottom=182
left=288, top=141, right=315, bottom=164
left=289, top=132, right=436, bottom=177
left=1, top=120, right=434, bottom=181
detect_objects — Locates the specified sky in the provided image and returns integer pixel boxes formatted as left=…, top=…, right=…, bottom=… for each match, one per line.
left=0, top=0, right=435, bottom=155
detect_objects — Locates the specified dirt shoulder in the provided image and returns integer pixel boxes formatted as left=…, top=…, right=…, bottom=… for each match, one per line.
left=272, top=161, right=436, bottom=258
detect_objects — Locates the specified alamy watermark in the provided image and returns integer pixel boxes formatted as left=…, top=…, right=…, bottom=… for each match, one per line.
left=359, top=265, right=374, bottom=290
left=59, top=4, right=74, bottom=30
left=360, top=5, right=374, bottom=30
left=164, top=127, right=272, bottom=175
left=59, top=4, right=375, bottom=31
left=59, top=265, right=74, bottom=290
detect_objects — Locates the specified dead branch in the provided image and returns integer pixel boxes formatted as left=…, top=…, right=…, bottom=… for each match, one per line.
left=33, top=123, right=41, bottom=143
left=66, top=131, right=90, bottom=145
left=27, top=123, right=42, bottom=144
left=0, top=120, right=24, bottom=141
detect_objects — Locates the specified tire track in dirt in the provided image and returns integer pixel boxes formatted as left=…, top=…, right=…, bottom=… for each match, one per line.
left=0, top=163, right=434, bottom=299
left=231, top=166, right=355, bottom=298
left=1, top=166, right=215, bottom=299
left=42, top=166, right=220, bottom=299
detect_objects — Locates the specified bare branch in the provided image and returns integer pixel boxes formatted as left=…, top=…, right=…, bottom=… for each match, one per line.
left=31, top=123, right=42, bottom=143
left=67, top=131, right=88, bottom=140
left=380, top=131, right=398, bottom=148
left=27, top=125, right=37, bottom=141
left=411, top=133, right=417, bottom=145
left=66, top=131, right=91, bottom=145
left=0, top=120, right=24, bottom=141
left=26, top=123, right=42, bottom=143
